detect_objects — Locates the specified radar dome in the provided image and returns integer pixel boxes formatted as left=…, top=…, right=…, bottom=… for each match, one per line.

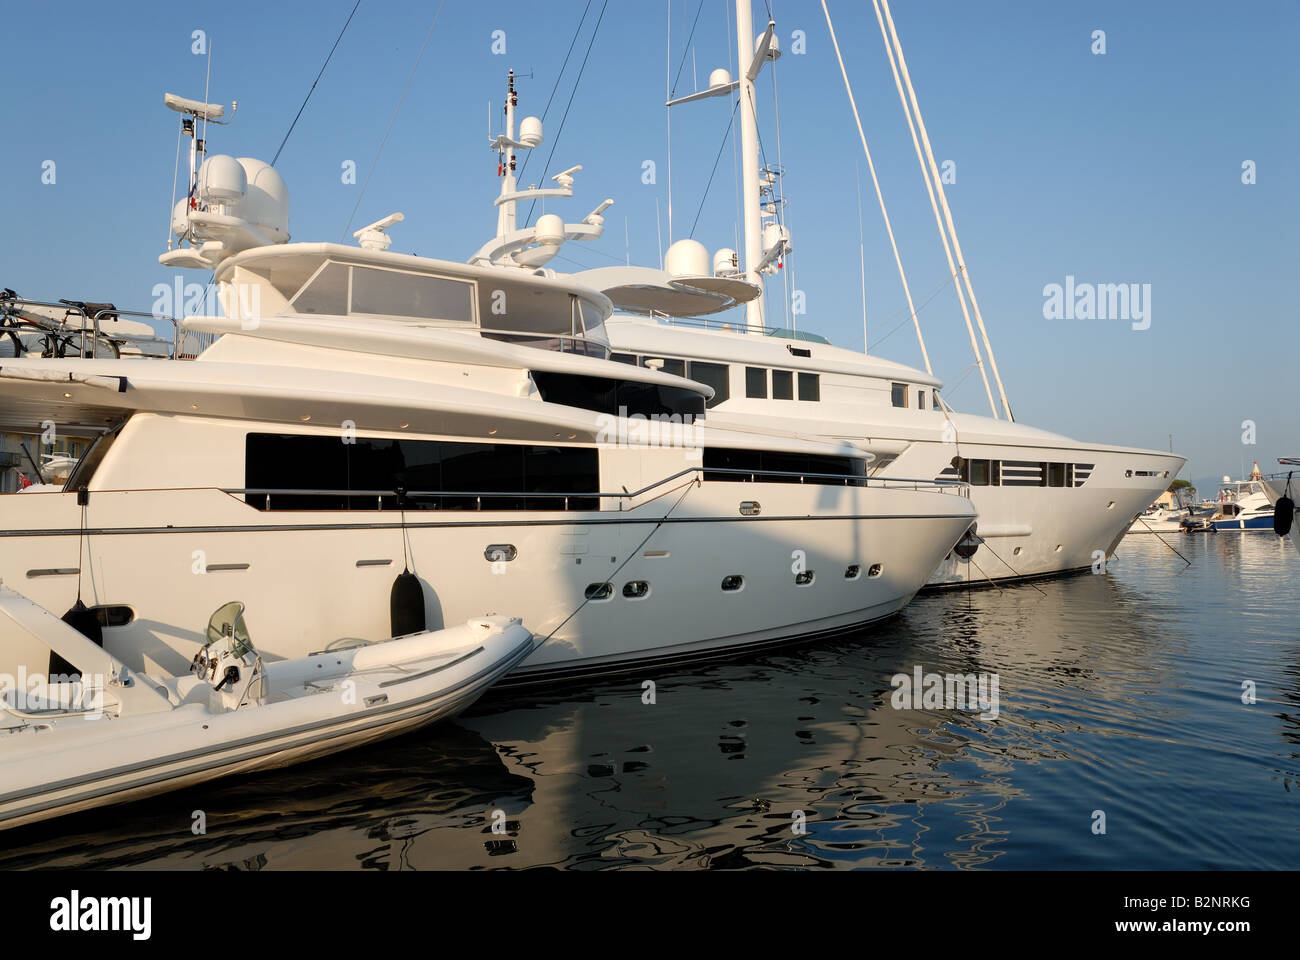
left=535, top=214, right=565, bottom=246
left=709, top=68, right=732, bottom=90
left=665, top=238, right=709, bottom=278
left=197, top=154, right=247, bottom=206
left=713, top=247, right=740, bottom=277
left=518, top=116, right=543, bottom=149
left=237, top=158, right=290, bottom=243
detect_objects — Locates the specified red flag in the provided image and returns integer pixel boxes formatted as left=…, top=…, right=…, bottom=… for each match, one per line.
left=16, top=472, right=32, bottom=490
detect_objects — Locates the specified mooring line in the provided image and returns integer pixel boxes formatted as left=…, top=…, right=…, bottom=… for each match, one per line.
left=1133, top=518, right=1193, bottom=567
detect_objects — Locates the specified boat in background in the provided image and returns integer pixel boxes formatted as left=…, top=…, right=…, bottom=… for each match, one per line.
left=1128, top=504, right=1187, bottom=534
left=1209, top=463, right=1276, bottom=531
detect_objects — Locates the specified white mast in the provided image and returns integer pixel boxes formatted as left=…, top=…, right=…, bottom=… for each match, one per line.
left=497, top=69, right=520, bottom=239
left=735, top=1, right=765, bottom=332
left=666, top=2, right=782, bottom=334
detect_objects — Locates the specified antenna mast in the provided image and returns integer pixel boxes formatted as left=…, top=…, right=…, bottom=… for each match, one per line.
left=734, top=1, right=764, bottom=332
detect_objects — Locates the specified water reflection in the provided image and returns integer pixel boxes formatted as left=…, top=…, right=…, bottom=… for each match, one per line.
left=3, top=533, right=1297, bottom=869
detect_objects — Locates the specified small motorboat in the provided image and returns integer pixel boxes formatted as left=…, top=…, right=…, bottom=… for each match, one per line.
left=0, top=585, right=534, bottom=830
left=1180, top=515, right=1215, bottom=533
left=1209, top=466, right=1277, bottom=531
left=1127, top=505, right=1186, bottom=534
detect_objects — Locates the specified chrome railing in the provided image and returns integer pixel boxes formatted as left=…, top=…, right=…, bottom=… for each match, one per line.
left=223, top=467, right=968, bottom=512
left=644, top=310, right=832, bottom=344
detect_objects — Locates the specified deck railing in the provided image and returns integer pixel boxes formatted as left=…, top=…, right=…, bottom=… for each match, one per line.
left=222, top=466, right=968, bottom=512
left=0, top=298, right=185, bottom=359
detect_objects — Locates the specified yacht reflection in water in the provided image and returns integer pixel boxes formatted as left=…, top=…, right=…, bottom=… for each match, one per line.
left=0, top=566, right=1194, bottom=870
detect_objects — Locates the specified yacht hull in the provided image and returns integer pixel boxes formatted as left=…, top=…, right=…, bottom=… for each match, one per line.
left=0, top=480, right=974, bottom=682
left=879, top=441, right=1184, bottom=586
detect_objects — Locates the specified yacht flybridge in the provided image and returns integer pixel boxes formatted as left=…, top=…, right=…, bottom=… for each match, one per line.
left=0, top=85, right=976, bottom=684
left=561, top=0, right=1185, bottom=586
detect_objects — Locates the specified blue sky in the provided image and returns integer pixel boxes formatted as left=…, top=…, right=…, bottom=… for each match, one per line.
left=1, top=0, right=1295, bottom=493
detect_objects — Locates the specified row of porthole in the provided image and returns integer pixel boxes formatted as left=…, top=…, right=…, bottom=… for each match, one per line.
left=585, top=581, right=650, bottom=601
left=585, top=564, right=884, bottom=602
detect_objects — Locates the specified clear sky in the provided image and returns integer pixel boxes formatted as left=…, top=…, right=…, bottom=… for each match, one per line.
left=1, top=0, right=1295, bottom=494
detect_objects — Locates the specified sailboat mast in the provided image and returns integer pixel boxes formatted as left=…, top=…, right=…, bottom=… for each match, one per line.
left=735, top=1, right=765, bottom=333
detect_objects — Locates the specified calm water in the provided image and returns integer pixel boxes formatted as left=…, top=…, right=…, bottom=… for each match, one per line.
left=4, top=533, right=1298, bottom=870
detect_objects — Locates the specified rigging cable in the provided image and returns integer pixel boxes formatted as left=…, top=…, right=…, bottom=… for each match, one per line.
left=517, top=0, right=593, bottom=183
left=272, top=0, right=363, bottom=166
left=878, top=0, right=1012, bottom=418
left=342, top=1, right=446, bottom=240
left=870, top=0, right=995, bottom=418
left=820, top=0, right=931, bottom=375
left=669, top=0, right=708, bottom=97
left=523, top=0, right=610, bottom=229
left=689, top=98, right=741, bottom=238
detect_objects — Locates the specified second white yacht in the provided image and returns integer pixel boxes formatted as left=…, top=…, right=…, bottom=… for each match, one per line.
left=587, top=2, right=1186, bottom=586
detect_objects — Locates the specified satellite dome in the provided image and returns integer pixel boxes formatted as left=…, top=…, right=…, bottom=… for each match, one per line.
left=518, top=116, right=543, bottom=149
left=665, top=238, right=709, bottom=278
left=237, top=158, right=290, bottom=243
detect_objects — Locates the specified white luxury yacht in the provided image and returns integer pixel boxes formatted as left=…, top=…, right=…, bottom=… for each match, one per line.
left=586, top=0, right=1185, bottom=586
left=0, top=88, right=976, bottom=684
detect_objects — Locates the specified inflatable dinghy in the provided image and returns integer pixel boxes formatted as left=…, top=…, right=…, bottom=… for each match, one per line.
left=0, top=585, right=533, bottom=830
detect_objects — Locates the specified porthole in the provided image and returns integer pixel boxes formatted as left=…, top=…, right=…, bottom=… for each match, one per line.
left=867, top=563, right=883, bottom=578
left=795, top=571, right=815, bottom=586
left=484, top=544, right=517, bottom=563
left=739, top=501, right=761, bottom=516
left=623, top=580, right=650, bottom=599
left=721, top=575, right=744, bottom=592
left=844, top=564, right=861, bottom=580
left=584, top=582, right=614, bottom=601
left=91, top=605, right=134, bottom=628
left=1013, top=547, right=1022, bottom=556
left=1054, top=544, right=1063, bottom=553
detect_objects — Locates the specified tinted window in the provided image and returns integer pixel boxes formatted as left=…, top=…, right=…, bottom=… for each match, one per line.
left=658, top=358, right=686, bottom=378
left=610, top=352, right=638, bottom=365
left=1047, top=462, right=1067, bottom=487
left=798, top=372, right=820, bottom=401
left=351, top=267, right=475, bottom=322
left=746, top=367, right=767, bottom=399
left=702, top=448, right=865, bottom=486
left=530, top=371, right=705, bottom=419
left=689, top=361, right=729, bottom=408
left=244, top=435, right=597, bottom=511
left=891, top=382, right=907, bottom=408
left=772, top=369, right=793, bottom=400
left=292, top=262, right=349, bottom=315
